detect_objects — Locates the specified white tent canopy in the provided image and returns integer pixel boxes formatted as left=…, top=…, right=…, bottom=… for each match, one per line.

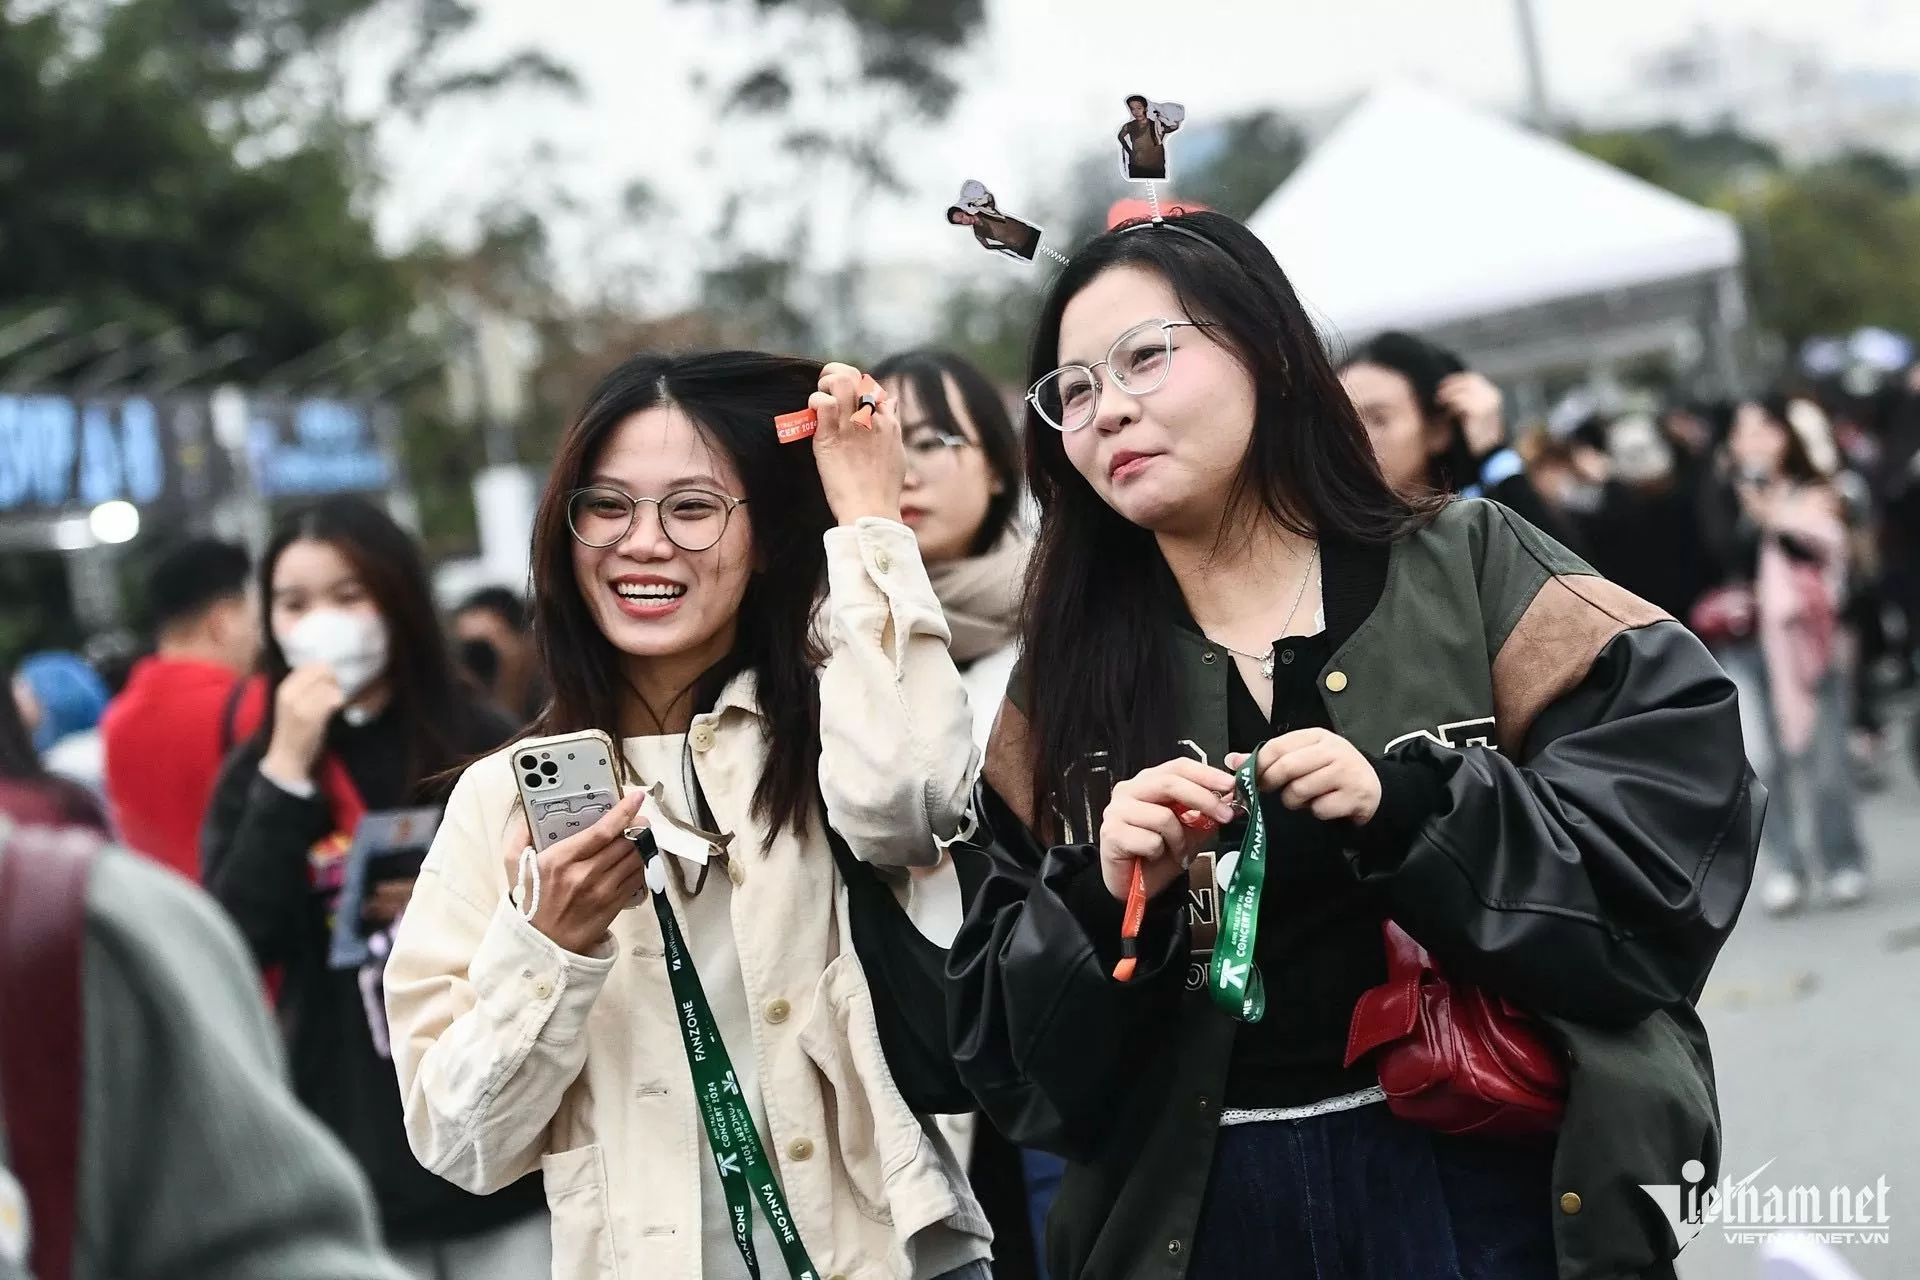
left=1246, top=83, right=1745, bottom=387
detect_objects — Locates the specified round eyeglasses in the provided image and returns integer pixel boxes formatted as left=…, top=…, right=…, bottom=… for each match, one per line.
left=902, top=426, right=972, bottom=478
left=1027, top=318, right=1217, bottom=433
left=566, top=487, right=748, bottom=552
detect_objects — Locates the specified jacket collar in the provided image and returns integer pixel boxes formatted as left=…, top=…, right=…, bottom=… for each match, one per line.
left=704, top=668, right=762, bottom=723
left=1166, top=533, right=1389, bottom=651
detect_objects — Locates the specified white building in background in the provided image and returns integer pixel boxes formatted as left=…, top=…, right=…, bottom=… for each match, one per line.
left=1610, top=25, right=1920, bottom=165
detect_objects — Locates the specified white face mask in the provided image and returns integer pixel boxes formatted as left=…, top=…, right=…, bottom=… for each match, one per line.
left=278, top=608, right=389, bottom=701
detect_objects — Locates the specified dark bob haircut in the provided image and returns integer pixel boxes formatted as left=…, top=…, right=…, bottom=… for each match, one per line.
left=870, top=348, right=1023, bottom=556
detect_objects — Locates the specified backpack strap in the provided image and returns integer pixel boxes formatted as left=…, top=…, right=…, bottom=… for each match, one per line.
left=0, top=821, right=102, bottom=1280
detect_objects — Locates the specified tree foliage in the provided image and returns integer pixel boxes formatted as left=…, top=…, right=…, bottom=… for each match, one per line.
left=1569, top=123, right=1920, bottom=347
left=0, top=0, right=575, bottom=381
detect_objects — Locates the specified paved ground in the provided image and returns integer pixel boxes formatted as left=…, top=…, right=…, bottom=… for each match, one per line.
left=1678, top=712, right=1920, bottom=1280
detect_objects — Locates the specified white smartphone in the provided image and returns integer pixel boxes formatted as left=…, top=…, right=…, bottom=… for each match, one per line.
left=511, top=730, right=624, bottom=852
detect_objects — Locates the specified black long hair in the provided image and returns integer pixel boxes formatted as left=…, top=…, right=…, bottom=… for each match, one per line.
left=529, top=351, right=833, bottom=843
left=871, top=348, right=1023, bottom=555
left=0, top=677, right=44, bottom=781
left=253, top=497, right=473, bottom=795
left=1019, top=211, right=1421, bottom=835
left=1754, top=393, right=1825, bottom=484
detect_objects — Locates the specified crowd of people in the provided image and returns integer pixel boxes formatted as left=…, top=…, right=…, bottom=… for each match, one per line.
left=1, top=204, right=1914, bottom=1280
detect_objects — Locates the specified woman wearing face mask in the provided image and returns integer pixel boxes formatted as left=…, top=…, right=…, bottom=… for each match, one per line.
left=1701, top=398, right=1869, bottom=915
left=200, top=496, right=547, bottom=1277
left=1338, top=331, right=1588, bottom=558
left=384, top=355, right=991, bottom=1280
left=946, top=213, right=1760, bottom=1280
left=872, top=349, right=1053, bottom=1279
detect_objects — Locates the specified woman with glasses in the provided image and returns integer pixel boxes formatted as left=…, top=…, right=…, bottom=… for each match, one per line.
left=946, top=213, right=1760, bottom=1280
left=872, top=349, right=1054, bottom=1279
left=385, top=351, right=993, bottom=1280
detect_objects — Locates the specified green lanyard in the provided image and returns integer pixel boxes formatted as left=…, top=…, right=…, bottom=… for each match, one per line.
left=646, top=852, right=823, bottom=1280
left=1207, top=746, right=1269, bottom=1022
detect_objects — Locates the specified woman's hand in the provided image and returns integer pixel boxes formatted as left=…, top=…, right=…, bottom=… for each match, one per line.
left=261, top=664, right=345, bottom=787
left=1435, top=371, right=1506, bottom=460
left=1097, top=758, right=1238, bottom=902
left=1227, top=729, right=1382, bottom=824
left=810, top=362, right=906, bottom=527
left=501, top=791, right=648, bottom=955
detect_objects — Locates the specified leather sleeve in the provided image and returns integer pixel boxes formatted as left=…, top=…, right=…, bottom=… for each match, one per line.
left=945, top=787, right=1187, bottom=1159
left=1349, top=620, right=1761, bottom=1029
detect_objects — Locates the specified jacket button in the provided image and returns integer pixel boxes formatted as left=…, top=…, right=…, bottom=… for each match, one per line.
left=691, top=724, right=716, bottom=752
left=1559, top=1191, right=1582, bottom=1215
left=1325, top=670, right=1348, bottom=693
left=765, top=998, right=791, bottom=1024
left=532, top=979, right=554, bottom=1000
left=788, top=1137, right=814, bottom=1161
left=1200, top=650, right=1217, bottom=665
left=1167, top=1239, right=1183, bottom=1257
left=874, top=548, right=892, bottom=573
left=1197, top=1096, right=1210, bottom=1112
left=727, top=860, right=745, bottom=887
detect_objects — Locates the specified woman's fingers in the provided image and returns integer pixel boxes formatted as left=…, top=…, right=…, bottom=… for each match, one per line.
left=1144, top=756, right=1235, bottom=796
left=1259, top=743, right=1339, bottom=796
left=1123, top=772, right=1236, bottom=824
left=1279, top=760, right=1345, bottom=810
left=807, top=388, right=843, bottom=437
left=537, top=791, right=645, bottom=867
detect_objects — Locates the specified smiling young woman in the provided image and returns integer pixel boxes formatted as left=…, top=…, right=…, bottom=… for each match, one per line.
left=385, top=351, right=992, bottom=1280
left=947, top=213, right=1761, bottom=1280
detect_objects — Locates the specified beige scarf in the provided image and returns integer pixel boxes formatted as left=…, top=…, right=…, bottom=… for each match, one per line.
left=926, top=531, right=1030, bottom=663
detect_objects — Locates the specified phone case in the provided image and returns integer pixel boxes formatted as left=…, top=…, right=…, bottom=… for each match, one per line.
left=510, top=730, right=624, bottom=852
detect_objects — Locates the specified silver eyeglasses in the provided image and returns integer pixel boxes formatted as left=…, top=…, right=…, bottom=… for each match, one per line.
left=566, top=487, right=748, bottom=552
left=902, top=424, right=972, bottom=477
left=1026, top=318, right=1218, bottom=433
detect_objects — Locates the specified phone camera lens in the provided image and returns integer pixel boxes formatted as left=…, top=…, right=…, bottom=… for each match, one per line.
left=540, top=761, right=559, bottom=777
left=518, top=754, right=537, bottom=770
left=523, top=772, right=542, bottom=788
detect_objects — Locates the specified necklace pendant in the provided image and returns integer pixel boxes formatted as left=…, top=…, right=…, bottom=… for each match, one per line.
left=1260, top=650, right=1276, bottom=681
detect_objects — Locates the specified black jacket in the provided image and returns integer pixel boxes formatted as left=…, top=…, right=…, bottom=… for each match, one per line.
left=201, top=696, right=543, bottom=1245
left=948, top=500, right=1760, bottom=1280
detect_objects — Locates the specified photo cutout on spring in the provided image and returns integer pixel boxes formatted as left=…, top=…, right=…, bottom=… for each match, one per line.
left=946, top=179, right=1044, bottom=262
left=1118, top=95, right=1185, bottom=183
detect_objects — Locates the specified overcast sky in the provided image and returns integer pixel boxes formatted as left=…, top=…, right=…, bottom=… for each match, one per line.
left=364, top=0, right=1920, bottom=292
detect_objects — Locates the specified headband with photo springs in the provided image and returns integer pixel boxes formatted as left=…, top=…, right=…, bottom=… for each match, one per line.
left=1117, top=214, right=1215, bottom=251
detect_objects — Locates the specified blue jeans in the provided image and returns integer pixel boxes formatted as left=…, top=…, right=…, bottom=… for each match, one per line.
left=1021, top=1147, right=1067, bottom=1280
left=1186, top=1103, right=1557, bottom=1280
left=1720, top=641, right=1866, bottom=880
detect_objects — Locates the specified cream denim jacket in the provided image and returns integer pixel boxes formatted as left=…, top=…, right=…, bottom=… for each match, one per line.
left=385, top=519, right=991, bottom=1280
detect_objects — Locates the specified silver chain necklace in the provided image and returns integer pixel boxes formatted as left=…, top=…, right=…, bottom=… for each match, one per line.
left=1207, top=543, right=1320, bottom=681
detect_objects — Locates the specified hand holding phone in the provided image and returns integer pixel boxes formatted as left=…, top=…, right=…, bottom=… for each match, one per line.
left=507, top=731, right=647, bottom=954
left=501, top=791, right=646, bottom=955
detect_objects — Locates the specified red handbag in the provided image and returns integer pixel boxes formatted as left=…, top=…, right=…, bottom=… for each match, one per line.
left=1688, top=584, right=1757, bottom=648
left=1344, top=920, right=1567, bottom=1139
